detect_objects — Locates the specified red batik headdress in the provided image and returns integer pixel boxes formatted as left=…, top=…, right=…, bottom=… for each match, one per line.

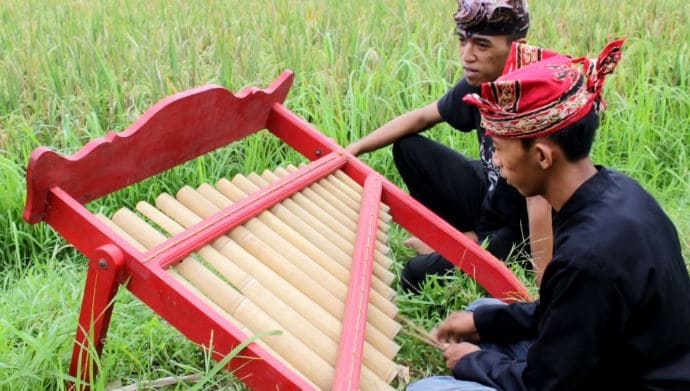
left=463, top=39, right=625, bottom=138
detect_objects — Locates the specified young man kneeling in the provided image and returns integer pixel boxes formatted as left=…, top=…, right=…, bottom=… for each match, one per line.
left=409, top=39, right=690, bottom=391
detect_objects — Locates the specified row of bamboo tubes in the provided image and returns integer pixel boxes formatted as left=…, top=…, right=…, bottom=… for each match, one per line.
left=100, top=166, right=401, bottom=390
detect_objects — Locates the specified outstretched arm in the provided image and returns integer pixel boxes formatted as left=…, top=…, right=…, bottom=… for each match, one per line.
left=345, top=101, right=442, bottom=156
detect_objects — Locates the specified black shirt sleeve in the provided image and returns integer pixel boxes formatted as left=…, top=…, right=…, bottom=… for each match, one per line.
left=473, top=301, right=538, bottom=344
left=437, top=78, right=481, bottom=132
left=454, top=261, right=628, bottom=391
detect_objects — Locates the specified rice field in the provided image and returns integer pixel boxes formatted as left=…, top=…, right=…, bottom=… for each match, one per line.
left=1, top=0, right=688, bottom=389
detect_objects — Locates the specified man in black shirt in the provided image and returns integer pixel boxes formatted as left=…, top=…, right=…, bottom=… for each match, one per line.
left=346, top=0, right=555, bottom=292
left=409, top=39, right=690, bottom=391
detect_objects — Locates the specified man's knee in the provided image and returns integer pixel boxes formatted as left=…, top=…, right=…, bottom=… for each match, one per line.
left=392, top=134, right=425, bottom=172
left=464, top=298, right=505, bottom=312
left=392, top=134, right=423, bottom=158
left=407, top=375, right=497, bottom=391
left=401, top=253, right=454, bottom=293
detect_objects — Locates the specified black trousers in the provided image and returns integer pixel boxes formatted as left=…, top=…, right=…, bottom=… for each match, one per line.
left=393, top=134, right=527, bottom=292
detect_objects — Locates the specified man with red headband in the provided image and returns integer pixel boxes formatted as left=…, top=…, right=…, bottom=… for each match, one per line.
left=346, top=0, right=554, bottom=292
left=408, top=40, right=690, bottom=390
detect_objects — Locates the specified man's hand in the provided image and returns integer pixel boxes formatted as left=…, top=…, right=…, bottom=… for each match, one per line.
left=344, top=143, right=360, bottom=156
left=443, top=342, right=480, bottom=369
left=432, top=310, right=479, bottom=344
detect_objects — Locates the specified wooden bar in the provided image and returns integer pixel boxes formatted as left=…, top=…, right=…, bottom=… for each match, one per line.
left=333, top=175, right=383, bottom=390
left=145, top=152, right=347, bottom=268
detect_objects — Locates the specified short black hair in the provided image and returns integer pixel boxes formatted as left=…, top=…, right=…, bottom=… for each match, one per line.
left=521, top=107, right=600, bottom=161
left=505, top=29, right=528, bottom=44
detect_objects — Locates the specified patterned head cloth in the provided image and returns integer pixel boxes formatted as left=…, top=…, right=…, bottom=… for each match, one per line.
left=454, top=0, right=530, bottom=36
left=462, top=39, right=625, bottom=138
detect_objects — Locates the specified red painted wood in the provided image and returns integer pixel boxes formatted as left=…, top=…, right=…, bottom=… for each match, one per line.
left=44, top=188, right=145, bottom=261
left=332, top=175, right=382, bottom=390
left=45, top=187, right=311, bottom=389
left=376, top=176, right=530, bottom=301
left=147, top=151, right=347, bottom=268
left=69, top=244, right=125, bottom=390
left=267, top=103, right=338, bottom=160
left=23, top=71, right=531, bottom=391
left=24, top=71, right=294, bottom=224
left=267, top=103, right=530, bottom=302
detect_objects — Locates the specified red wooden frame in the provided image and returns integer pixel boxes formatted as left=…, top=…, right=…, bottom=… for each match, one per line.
left=24, top=70, right=529, bottom=390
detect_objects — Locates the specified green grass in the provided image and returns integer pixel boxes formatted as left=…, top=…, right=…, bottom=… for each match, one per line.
left=1, top=0, right=688, bottom=389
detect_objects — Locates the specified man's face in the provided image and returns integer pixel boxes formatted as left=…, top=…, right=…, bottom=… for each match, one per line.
left=492, top=136, right=545, bottom=197
left=459, top=32, right=513, bottom=86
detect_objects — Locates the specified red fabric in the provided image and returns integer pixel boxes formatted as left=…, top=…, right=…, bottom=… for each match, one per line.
left=501, top=41, right=567, bottom=74
left=463, top=39, right=625, bottom=138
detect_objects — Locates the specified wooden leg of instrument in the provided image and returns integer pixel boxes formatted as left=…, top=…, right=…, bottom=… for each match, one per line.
left=67, top=244, right=124, bottom=391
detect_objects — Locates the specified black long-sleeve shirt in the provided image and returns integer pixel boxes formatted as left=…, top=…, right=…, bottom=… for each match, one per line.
left=454, top=167, right=690, bottom=391
left=438, top=78, right=528, bottom=235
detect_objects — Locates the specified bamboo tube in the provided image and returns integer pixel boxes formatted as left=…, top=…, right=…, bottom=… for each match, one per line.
left=156, top=193, right=341, bottom=320
left=234, top=171, right=394, bottom=275
left=191, top=184, right=398, bottom=318
left=333, top=170, right=391, bottom=213
left=262, top=170, right=388, bottom=274
left=266, top=168, right=394, bottom=264
left=318, top=176, right=377, bottom=227
left=288, top=165, right=392, bottom=231
left=307, top=174, right=391, bottom=253
left=215, top=177, right=395, bottom=295
left=136, top=201, right=399, bottom=383
left=152, top=193, right=401, bottom=357
left=177, top=186, right=345, bottom=298
left=325, top=175, right=392, bottom=233
left=247, top=171, right=359, bottom=249
left=165, top=269, right=317, bottom=389
left=327, top=174, right=370, bottom=210
left=176, top=186, right=399, bottom=333
left=258, top=171, right=395, bottom=285
left=95, top=216, right=313, bottom=387
left=246, top=171, right=396, bottom=278
left=272, top=168, right=390, bottom=255
left=292, top=164, right=392, bottom=226
left=108, top=209, right=336, bottom=389
left=325, top=174, right=364, bottom=206
left=136, top=204, right=400, bottom=360
left=96, top=213, right=148, bottom=252
left=282, top=171, right=367, bottom=231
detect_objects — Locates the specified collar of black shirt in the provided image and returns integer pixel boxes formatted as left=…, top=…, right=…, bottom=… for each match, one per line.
left=554, top=165, right=611, bottom=224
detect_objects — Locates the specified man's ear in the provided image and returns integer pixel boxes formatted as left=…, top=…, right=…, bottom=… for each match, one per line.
left=533, top=140, right=554, bottom=170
